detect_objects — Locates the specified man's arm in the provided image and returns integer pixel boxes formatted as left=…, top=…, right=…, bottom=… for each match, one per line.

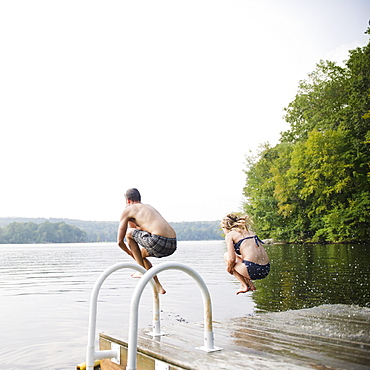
left=117, top=212, right=133, bottom=257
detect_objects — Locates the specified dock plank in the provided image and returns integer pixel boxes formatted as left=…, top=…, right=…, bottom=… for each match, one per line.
left=99, top=305, right=370, bottom=370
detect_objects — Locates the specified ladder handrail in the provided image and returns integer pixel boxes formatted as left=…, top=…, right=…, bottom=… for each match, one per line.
left=126, top=261, right=221, bottom=370
left=85, top=262, right=160, bottom=370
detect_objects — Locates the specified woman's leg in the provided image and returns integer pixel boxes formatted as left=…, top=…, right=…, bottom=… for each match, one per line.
left=224, top=252, right=256, bottom=294
left=233, top=256, right=256, bottom=293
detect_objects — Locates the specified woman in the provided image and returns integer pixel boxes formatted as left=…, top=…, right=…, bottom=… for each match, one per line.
left=221, top=213, right=270, bottom=294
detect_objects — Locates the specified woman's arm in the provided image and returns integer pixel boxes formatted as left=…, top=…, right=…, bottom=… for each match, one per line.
left=225, top=232, right=236, bottom=274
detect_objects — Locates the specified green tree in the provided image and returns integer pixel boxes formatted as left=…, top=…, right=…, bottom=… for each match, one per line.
left=282, top=60, right=349, bottom=143
left=286, top=129, right=355, bottom=241
left=243, top=30, right=370, bottom=243
left=243, top=143, right=285, bottom=240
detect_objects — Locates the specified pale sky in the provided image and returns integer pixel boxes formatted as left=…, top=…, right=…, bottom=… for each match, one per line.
left=1, top=0, right=369, bottom=222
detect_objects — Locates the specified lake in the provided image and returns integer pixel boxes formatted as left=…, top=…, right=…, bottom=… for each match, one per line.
left=0, top=241, right=369, bottom=369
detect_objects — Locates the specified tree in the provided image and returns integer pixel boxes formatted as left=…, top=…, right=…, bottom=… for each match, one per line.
left=286, top=128, right=354, bottom=241
left=243, top=30, right=370, bottom=243
left=243, top=143, right=286, bottom=240
left=281, top=60, right=349, bottom=143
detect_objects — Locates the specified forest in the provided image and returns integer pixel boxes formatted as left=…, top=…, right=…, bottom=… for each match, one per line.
left=243, top=29, right=370, bottom=243
left=0, top=218, right=223, bottom=244
left=0, top=221, right=86, bottom=244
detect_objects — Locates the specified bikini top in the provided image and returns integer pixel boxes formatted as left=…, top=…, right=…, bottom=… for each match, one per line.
left=234, top=235, right=264, bottom=255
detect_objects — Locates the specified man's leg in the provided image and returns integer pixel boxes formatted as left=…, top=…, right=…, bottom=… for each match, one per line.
left=126, top=228, right=146, bottom=268
left=140, top=248, right=166, bottom=294
left=126, top=229, right=166, bottom=294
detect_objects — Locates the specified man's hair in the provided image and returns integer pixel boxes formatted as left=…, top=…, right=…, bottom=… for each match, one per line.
left=125, top=188, right=141, bottom=202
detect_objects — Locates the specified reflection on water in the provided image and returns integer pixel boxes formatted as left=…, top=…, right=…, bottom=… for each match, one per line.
left=253, top=243, right=370, bottom=312
left=0, top=241, right=369, bottom=369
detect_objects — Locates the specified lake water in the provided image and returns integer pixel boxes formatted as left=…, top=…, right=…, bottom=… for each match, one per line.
left=0, top=241, right=369, bottom=369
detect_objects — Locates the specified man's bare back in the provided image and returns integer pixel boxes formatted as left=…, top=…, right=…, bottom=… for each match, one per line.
left=121, top=203, right=176, bottom=238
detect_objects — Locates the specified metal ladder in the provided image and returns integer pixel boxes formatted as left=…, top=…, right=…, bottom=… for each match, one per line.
left=85, top=261, right=221, bottom=370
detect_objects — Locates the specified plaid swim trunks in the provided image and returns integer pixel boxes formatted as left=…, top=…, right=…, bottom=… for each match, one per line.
left=132, top=229, right=177, bottom=258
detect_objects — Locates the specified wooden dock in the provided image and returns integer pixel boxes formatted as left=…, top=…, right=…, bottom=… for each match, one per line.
left=98, top=304, right=370, bottom=370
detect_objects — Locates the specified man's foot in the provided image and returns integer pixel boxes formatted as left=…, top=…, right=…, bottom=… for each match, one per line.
left=131, top=272, right=166, bottom=294
left=156, top=283, right=166, bottom=295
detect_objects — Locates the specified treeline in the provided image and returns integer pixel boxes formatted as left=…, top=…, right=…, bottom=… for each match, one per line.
left=0, top=218, right=223, bottom=244
left=243, top=29, right=370, bottom=243
left=0, top=218, right=117, bottom=243
left=0, top=221, right=86, bottom=244
left=172, top=220, right=222, bottom=241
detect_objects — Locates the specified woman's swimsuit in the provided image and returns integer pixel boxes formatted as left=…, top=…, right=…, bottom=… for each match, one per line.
left=233, top=235, right=264, bottom=255
left=242, top=260, right=270, bottom=280
left=233, top=235, right=270, bottom=280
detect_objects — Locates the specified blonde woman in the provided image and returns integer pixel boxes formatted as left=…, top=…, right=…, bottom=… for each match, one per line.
left=221, top=213, right=270, bottom=294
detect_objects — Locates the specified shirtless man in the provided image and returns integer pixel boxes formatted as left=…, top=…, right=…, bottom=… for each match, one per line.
left=117, top=188, right=177, bottom=294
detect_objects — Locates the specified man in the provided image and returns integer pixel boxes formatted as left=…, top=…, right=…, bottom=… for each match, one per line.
left=117, top=188, right=177, bottom=294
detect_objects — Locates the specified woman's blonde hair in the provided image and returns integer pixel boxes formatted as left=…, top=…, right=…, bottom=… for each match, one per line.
left=220, top=213, right=252, bottom=231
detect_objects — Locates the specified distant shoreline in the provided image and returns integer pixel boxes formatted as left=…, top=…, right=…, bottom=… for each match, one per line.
left=0, top=217, right=223, bottom=243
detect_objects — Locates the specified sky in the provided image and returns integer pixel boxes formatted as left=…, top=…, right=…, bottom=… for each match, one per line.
left=1, top=0, right=369, bottom=223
